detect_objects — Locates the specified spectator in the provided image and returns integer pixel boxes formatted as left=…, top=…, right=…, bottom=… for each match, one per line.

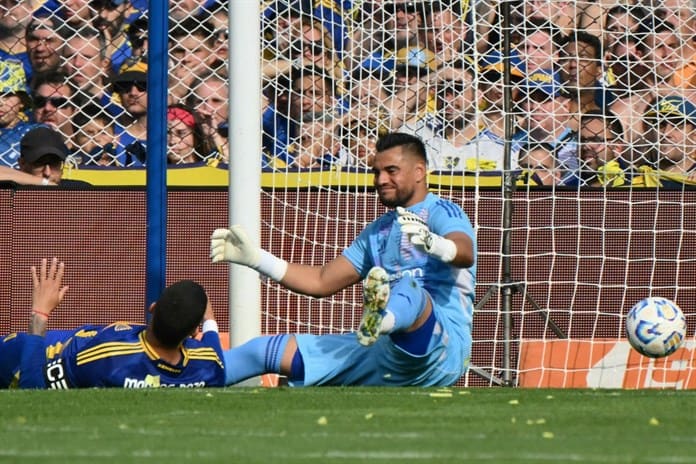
left=513, top=18, right=563, bottom=75
left=338, top=117, right=388, bottom=168
left=187, top=69, right=229, bottom=162
left=558, top=31, right=604, bottom=126
left=637, top=95, right=696, bottom=187
left=25, top=15, right=69, bottom=79
left=641, top=10, right=684, bottom=91
left=168, top=17, right=219, bottom=103
left=575, top=109, right=630, bottom=187
left=0, top=60, right=40, bottom=168
left=291, top=111, right=344, bottom=169
left=602, top=4, right=648, bottom=58
left=401, top=63, right=479, bottom=170
left=420, top=1, right=471, bottom=66
left=0, top=125, right=90, bottom=186
left=516, top=140, right=560, bottom=187
left=513, top=69, right=577, bottom=181
left=289, top=16, right=343, bottom=80
left=390, top=45, right=440, bottom=130
left=607, top=61, right=657, bottom=167
left=0, top=0, right=35, bottom=80
left=30, top=70, right=77, bottom=148
left=71, top=102, right=119, bottom=166
left=263, top=67, right=337, bottom=168
left=92, top=0, right=134, bottom=74
left=111, top=62, right=147, bottom=166
left=63, top=25, right=111, bottom=105
left=166, top=104, right=218, bottom=165
left=57, top=0, right=98, bottom=31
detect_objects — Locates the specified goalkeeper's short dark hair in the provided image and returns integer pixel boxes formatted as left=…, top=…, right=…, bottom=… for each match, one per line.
left=375, top=132, right=428, bottom=165
left=150, top=280, right=207, bottom=348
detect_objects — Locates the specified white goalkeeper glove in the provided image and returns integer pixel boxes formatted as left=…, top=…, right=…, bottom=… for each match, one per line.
left=210, top=226, right=288, bottom=281
left=396, top=206, right=457, bottom=263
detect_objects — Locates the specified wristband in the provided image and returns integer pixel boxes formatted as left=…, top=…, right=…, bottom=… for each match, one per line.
left=202, top=319, right=219, bottom=333
left=426, top=234, right=457, bottom=263
left=256, top=249, right=288, bottom=281
left=31, top=309, right=50, bottom=319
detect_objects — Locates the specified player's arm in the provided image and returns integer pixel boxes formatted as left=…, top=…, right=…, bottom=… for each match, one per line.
left=397, top=208, right=474, bottom=268
left=210, top=227, right=361, bottom=297
left=28, top=257, right=69, bottom=336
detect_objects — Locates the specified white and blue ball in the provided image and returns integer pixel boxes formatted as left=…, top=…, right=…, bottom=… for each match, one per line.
left=626, top=297, right=687, bottom=358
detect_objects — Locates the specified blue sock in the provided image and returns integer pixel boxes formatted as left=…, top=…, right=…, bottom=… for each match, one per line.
left=222, top=334, right=289, bottom=385
left=289, top=349, right=305, bottom=382
left=390, top=309, right=436, bottom=355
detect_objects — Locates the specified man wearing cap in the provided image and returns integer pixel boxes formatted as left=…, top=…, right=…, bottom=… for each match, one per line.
left=513, top=69, right=578, bottom=183
left=634, top=95, right=696, bottom=188
left=0, top=126, right=89, bottom=186
left=111, top=62, right=148, bottom=166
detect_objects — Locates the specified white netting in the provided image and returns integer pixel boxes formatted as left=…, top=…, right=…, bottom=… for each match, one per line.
left=1, top=0, right=694, bottom=387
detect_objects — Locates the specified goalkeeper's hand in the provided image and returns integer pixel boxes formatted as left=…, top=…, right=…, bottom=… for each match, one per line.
left=210, top=227, right=288, bottom=281
left=396, top=206, right=457, bottom=263
left=210, top=226, right=260, bottom=267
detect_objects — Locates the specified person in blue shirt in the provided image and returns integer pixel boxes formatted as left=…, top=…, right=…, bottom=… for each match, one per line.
left=0, top=258, right=225, bottom=389
left=211, top=132, right=477, bottom=386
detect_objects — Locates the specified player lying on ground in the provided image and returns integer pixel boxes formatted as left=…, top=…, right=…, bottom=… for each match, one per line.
left=0, top=258, right=226, bottom=389
left=212, top=132, right=478, bottom=386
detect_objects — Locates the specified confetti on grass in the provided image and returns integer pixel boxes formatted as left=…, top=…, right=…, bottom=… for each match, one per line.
left=429, top=392, right=453, bottom=398
left=317, top=416, right=328, bottom=426
left=542, top=432, right=554, bottom=439
left=364, top=413, right=374, bottom=420
left=508, top=399, right=519, bottom=405
left=649, top=417, right=660, bottom=426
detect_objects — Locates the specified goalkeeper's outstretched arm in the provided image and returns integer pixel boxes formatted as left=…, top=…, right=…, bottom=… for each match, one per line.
left=210, top=227, right=361, bottom=298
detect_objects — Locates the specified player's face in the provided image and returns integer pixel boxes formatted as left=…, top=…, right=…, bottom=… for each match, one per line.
left=372, top=146, right=426, bottom=208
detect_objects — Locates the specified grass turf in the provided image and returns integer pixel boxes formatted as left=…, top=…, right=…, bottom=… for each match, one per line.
left=1, top=387, right=695, bottom=463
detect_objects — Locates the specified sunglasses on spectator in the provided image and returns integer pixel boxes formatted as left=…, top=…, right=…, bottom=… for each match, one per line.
left=33, top=96, right=70, bottom=109
left=382, top=2, right=421, bottom=15
left=113, top=81, right=147, bottom=93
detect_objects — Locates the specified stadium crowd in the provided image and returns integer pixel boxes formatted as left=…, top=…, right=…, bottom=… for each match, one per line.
left=0, top=0, right=695, bottom=187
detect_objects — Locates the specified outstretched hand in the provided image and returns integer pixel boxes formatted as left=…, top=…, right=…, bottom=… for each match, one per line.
left=31, top=257, right=69, bottom=317
left=210, top=226, right=261, bottom=267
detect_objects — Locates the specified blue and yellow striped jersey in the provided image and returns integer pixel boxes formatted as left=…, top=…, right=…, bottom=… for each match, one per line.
left=43, top=323, right=225, bottom=389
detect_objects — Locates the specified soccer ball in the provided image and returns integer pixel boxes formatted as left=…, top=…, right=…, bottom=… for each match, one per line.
left=625, top=297, right=687, bottom=358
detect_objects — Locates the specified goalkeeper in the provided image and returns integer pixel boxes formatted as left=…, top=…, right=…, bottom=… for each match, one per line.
left=212, top=132, right=477, bottom=386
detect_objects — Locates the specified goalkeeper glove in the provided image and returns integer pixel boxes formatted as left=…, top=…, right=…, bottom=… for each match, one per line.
left=396, top=206, right=457, bottom=263
left=210, top=226, right=288, bottom=281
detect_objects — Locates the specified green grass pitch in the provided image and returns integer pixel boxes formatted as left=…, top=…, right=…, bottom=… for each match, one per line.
left=1, top=387, right=695, bottom=463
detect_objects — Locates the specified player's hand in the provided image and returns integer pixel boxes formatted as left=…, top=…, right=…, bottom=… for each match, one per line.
left=210, top=226, right=260, bottom=267
left=396, top=206, right=433, bottom=251
left=31, top=257, right=69, bottom=316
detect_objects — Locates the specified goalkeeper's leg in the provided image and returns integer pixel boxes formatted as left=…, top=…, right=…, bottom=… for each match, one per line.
left=222, top=334, right=304, bottom=385
left=358, top=267, right=433, bottom=352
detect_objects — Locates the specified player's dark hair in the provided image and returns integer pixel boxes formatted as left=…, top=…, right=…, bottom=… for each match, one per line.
left=150, top=280, right=207, bottom=348
left=375, top=132, right=427, bottom=163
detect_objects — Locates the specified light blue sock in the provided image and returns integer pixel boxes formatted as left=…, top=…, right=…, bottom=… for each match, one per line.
left=381, top=277, right=427, bottom=333
left=222, top=334, right=289, bottom=385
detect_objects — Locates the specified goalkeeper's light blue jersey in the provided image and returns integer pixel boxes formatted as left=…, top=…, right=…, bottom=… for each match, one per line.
left=0, top=323, right=225, bottom=389
left=343, top=192, right=477, bottom=331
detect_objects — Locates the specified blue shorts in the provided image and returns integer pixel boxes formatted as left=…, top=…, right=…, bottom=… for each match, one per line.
left=292, top=279, right=471, bottom=386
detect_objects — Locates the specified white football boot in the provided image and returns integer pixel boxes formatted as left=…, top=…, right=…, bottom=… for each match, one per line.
left=357, top=266, right=390, bottom=346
